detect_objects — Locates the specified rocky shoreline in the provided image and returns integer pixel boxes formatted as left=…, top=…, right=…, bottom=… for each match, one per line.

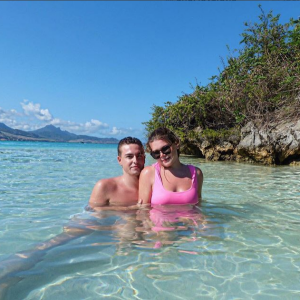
left=183, top=120, right=300, bottom=166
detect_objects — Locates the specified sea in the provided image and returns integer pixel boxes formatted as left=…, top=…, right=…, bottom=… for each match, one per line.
left=0, top=141, right=300, bottom=300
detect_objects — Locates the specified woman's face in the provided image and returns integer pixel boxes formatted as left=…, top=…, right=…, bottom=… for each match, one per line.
left=149, top=139, right=178, bottom=167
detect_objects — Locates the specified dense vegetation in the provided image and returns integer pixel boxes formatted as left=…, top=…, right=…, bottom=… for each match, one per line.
left=143, top=6, right=300, bottom=145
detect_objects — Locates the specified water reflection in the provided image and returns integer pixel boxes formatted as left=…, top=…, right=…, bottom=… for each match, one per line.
left=0, top=205, right=214, bottom=299
left=74, top=205, right=210, bottom=253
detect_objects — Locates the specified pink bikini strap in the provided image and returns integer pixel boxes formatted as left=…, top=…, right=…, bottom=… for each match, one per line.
left=188, top=165, right=196, bottom=182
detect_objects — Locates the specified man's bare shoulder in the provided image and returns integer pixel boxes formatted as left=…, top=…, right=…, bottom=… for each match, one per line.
left=94, top=176, right=120, bottom=192
left=89, top=176, right=121, bottom=208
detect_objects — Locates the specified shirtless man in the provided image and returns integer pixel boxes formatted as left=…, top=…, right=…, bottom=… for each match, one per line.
left=88, top=136, right=145, bottom=209
left=0, top=137, right=145, bottom=296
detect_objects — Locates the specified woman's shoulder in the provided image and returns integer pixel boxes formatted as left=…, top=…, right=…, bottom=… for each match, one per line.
left=141, top=164, right=156, bottom=176
left=187, top=164, right=203, bottom=177
left=187, top=164, right=201, bottom=171
left=193, top=166, right=203, bottom=183
left=139, top=165, right=156, bottom=187
left=194, top=166, right=202, bottom=173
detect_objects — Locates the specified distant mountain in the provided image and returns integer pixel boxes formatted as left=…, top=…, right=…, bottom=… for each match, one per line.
left=0, top=122, right=40, bottom=138
left=30, top=125, right=78, bottom=141
left=0, top=123, right=118, bottom=144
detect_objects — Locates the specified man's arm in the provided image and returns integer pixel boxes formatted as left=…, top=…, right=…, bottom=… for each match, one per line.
left=88, top=178, right=133, bottom=211
left=88, top=179, right=111, bottom=208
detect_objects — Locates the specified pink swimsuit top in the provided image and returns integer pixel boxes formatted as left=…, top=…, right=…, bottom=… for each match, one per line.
left=150, top=162, right=198, bottom=205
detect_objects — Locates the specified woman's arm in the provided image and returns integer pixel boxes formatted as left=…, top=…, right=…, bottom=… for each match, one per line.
left=138, top=166, right=155, bottom=204
left=196, top=167, right=204, bottom=200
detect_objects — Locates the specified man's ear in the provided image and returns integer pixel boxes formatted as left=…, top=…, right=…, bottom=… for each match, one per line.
left=117, top=156, right=122, bottom=166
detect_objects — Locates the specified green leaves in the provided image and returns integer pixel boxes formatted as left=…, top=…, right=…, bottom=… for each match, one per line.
left=143, top=5, right=300, bottom=143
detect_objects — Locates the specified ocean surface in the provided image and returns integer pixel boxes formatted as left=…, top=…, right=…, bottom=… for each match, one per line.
left=0, top=141, right=300, bottom=300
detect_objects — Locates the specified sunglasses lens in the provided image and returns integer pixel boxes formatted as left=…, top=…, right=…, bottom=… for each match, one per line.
left=150, top=145, right=171, bottom=159
left=150, top=151, right=160, bottom=159
left=161, top=145, right=171, bottom=154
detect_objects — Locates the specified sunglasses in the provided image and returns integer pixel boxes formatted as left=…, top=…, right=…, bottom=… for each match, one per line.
left=150, top=144, right=172, bottom=159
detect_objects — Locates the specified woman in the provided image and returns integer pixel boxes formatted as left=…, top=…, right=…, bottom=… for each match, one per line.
left=139, top=127, right=203, bottom=205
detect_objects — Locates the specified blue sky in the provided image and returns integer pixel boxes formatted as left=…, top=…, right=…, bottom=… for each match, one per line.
left=0, top=1, right=299, bottom=141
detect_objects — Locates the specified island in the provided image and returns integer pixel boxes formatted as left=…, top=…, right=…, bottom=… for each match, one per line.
left=0, top=123, right=118, bottom=144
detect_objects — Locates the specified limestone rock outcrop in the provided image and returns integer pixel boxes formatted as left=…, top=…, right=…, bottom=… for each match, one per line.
left=237, top=120, right=300, bottom=165
left=185, top=120, right=300, bottom=165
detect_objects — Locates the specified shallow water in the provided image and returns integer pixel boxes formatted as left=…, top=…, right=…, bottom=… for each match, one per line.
left=0, top=141, right=300, bottom=299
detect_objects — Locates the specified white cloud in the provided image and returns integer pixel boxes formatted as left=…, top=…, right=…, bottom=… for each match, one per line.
left=20, top=100, right=53, bottom=121
left=10, top=109, right=19, bottom=115
left=0, top=107, right=20, bottom=118
left=17, top=101, right=109, bottom=134
left=50, top=118, right=63, bottom=126
left=21, top=124, right=30, bottom=130
left=0, top=100, right=143, bottom=140
left=110, top=126, right=122, bottom=135
left=84, top=119, right=108, bottom=132
left=108, top=126, right=144, bottom=140
left=48, top=118, right=108, bottom=134
left=0, top=107, right=22, bottom=127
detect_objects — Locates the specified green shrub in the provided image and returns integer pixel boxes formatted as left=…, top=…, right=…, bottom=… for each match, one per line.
left=143, top=6, right=300, bottom=141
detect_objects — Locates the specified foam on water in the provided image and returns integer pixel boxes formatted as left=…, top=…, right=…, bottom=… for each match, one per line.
left=1, top=141, right=300, bottom=299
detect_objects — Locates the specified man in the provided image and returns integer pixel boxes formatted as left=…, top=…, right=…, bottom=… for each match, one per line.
left=0, top=137, right=145, bottom=295
left=88, top=136, right=145, bottom=209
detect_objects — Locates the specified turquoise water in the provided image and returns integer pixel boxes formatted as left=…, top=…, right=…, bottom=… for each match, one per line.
left=0, top=141, right=300, bottom=299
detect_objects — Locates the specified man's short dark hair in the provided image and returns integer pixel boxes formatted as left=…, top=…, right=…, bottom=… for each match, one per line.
left=118, top=137, right=144, bottom=156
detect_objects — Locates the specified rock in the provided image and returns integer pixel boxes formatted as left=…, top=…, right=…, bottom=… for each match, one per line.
left=237, top=120, right=300, bottom=164
left=237, top=121, right=275, bottom=164
left=272, top=120, right=300, bottom=164
left=201, top=140, right=211, bottom=149
left=198, top=140, right=236, bottom=161
left=289, top=159, right=300, bottom=166
left=183, top=120, right=300, bottom=164
left=216, top=141, right=234, bottom=153
left=180, top=142, right=203, bottom=157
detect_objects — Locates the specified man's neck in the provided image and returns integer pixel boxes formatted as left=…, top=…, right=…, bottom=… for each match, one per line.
left=121, top=173, right=139, bottom=189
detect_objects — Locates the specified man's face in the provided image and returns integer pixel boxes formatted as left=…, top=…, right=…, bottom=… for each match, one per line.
left=117, top=144, right=145, bottom=176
